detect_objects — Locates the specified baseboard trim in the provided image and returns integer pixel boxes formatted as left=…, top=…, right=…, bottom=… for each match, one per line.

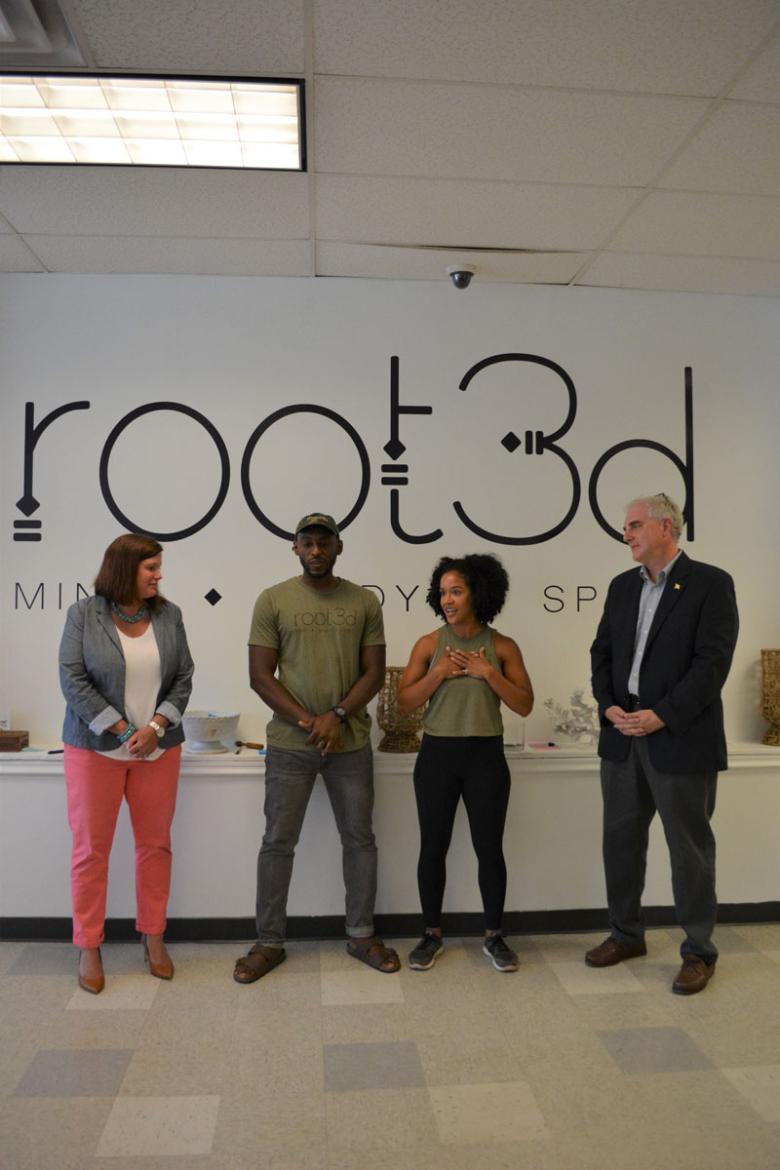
left=2, top=903, right=778, bottom=942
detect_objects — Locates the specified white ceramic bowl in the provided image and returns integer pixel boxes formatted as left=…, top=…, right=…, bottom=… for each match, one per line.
left=182, top=710, right=240, bottom=754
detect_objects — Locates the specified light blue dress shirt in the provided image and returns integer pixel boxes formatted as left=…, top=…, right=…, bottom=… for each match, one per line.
left=627, top=552, right=681, bottom=698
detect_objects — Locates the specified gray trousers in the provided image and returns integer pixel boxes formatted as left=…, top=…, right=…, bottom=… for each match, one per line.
left=600, top=736, right=718, bottom=961
left=256, top=742, right=377, bottom=947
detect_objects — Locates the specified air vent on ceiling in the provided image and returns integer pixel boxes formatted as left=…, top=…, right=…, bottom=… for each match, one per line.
left=368, top=242, right=580, bottom=256
left=0, top=0, right=84, bottom=67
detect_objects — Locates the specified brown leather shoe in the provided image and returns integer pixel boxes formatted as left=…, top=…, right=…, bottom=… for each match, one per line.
left=672, top=956, right=715, bottom=995
left=142, top=935, right=174, bottom=980
left=78, top=947, right=105, bottom=995
left=585, top=936, right=647, bottom=967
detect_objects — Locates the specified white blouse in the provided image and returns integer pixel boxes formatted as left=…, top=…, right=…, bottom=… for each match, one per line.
left=98, top=624, right=164, bottom=761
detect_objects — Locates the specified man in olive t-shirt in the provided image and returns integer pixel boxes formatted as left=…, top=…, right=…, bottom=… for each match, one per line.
left=233, top=513, right=400, bottom=983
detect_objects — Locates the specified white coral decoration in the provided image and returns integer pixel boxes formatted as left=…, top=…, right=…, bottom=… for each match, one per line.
left=543, top=688, right=599, bottom=742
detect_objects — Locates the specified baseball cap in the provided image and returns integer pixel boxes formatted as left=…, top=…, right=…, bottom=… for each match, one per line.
left=294, top=513, right=340, bottom=537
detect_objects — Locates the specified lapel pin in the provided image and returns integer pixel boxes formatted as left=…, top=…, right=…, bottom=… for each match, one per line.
left=673, top=583, right=681, bottom=591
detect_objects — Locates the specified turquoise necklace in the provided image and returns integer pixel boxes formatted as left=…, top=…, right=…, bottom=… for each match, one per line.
left=111, top=600, right=148, bottom=624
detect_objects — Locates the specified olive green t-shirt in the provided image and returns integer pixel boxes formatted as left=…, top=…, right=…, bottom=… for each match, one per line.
left=248, top=576, right=385, bottom=752
left=422, top=625, right=504, bottom=737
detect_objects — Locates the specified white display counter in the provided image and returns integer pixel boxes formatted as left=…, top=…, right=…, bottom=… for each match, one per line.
left=2, top=744, right=778, bottom=935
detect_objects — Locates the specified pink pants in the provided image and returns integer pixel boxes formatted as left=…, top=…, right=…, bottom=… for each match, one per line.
left=64, top=744, right=181, bottom=948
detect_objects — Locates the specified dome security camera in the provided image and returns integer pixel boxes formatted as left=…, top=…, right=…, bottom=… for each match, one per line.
left=446, top=264, right=475, bottom=290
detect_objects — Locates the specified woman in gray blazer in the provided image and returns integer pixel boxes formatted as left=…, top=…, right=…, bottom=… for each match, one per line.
left=59, top=534, right=194, bottom=994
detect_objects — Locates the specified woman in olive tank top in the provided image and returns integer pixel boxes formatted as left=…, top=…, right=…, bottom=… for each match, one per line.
left=397, top=554, right=533, bottom=972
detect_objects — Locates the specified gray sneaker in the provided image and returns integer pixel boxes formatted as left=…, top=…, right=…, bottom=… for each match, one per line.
left=408, top=933, right=443, bottom=970
left=483, top=934, right=518, bottom=972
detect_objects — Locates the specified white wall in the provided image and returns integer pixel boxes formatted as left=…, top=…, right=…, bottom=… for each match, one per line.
left=2, top=274, right=778, bottom=750
left=1, top=274, right=779, bottom=921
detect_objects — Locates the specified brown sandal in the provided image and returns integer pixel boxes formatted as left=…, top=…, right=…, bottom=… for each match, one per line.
left=346, top=936, right=400, bottom=973
left=233, top=944, right=286, bottom=984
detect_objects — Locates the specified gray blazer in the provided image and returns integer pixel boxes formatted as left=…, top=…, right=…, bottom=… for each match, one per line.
left=59, top=595, right=194, bottom=751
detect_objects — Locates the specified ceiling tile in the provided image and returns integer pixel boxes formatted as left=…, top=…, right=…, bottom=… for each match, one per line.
left=69, top=0, right=305, bottom=73
left=316, top=241, right=586, bottom=283
left=0, top=2, right=774, bottom=290
left=580, top=251, right=780, bottom=296
left=0, top=234, right=44, bottom=272
left=315, top=78, right=708, bottom=186
left=610, top=191, right=780, bottom=259
left=23, top=235, right=312, bottom=276
left=316, top=175, right=638, bottom=250
left=730, top=33, right=780, bottom=103
left=660, top=102, right=780, bottom=195
left=0, top=168, right=310, bottom=238
left=314, top=0, right=777, bottom=95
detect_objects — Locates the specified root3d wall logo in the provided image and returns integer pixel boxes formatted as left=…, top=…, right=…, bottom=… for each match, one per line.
left=10, top=354, right=694, bottom=546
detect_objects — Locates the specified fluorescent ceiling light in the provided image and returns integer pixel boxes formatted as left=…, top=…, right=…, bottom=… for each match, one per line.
left=0, top=74, right=304, bottom=168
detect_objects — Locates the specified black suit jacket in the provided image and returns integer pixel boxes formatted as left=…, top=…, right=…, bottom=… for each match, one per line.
left=590, top=552, right=739, bottom=773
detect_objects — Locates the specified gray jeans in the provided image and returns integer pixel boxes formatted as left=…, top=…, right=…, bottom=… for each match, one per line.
left=601, top=736, right=718, bottom=961
left=256, top=742, right=377, bottom=947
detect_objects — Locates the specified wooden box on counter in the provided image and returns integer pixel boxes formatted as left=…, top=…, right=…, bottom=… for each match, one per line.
left=0, top=731, right=29, bottom=752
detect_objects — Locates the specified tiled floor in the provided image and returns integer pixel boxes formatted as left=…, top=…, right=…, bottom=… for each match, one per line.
left=2, top=926, right=779, bottom=1169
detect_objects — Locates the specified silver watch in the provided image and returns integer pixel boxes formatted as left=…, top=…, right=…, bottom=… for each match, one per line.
left=148, top=720, right=165, bottom=739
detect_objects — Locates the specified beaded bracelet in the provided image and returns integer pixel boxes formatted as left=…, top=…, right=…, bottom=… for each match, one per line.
left=117, top=723, right=137, bottom=744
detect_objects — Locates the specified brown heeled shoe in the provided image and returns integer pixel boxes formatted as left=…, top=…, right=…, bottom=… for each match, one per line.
left=78, top=947, right=105, bottom=995
left=142, top=935, right=174, bottom=980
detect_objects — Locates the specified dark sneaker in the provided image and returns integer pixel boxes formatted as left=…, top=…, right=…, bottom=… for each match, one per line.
left=483, top=934, right=518, bottom=972
left=408, top=933, right=443, bottom=970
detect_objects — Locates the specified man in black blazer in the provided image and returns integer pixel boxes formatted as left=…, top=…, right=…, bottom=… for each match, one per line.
left=588, top=493, right=738, bottom=994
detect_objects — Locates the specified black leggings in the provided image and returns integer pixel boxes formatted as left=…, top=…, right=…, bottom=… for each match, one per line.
left=413, top=734, right=511, bottom=932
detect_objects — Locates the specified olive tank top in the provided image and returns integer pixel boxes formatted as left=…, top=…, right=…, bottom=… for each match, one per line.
left=422, top=625, right=504, bottom=737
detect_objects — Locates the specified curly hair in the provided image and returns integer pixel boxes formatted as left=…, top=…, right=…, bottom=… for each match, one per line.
left=426, top=553, right=509, bottom=625
left=94, top=533, right=165, bottom=612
